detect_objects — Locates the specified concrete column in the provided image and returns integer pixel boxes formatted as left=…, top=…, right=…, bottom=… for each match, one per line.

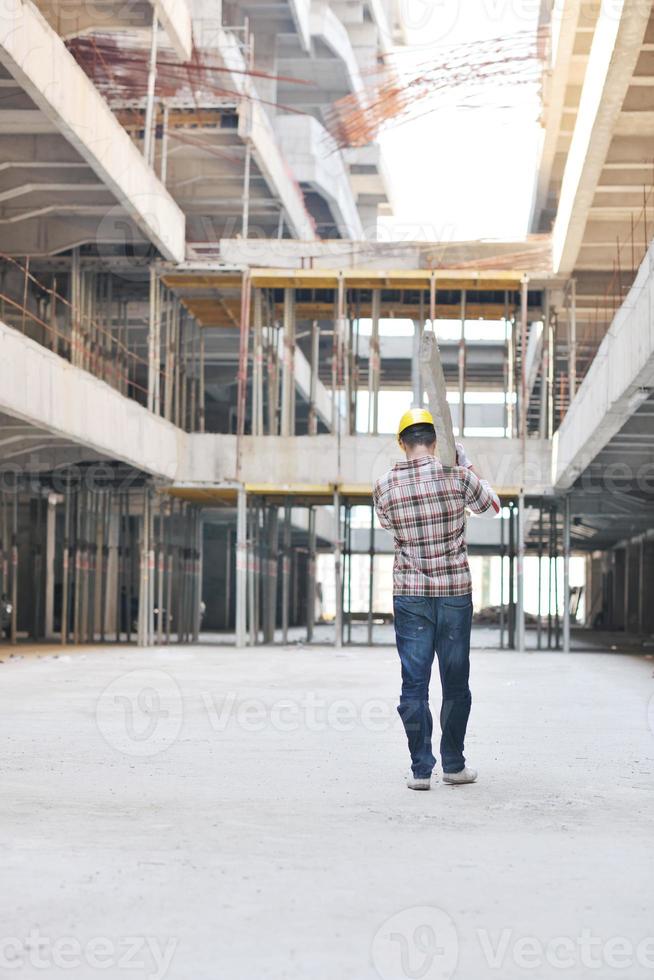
left=235, top=486, right=247, bottom=647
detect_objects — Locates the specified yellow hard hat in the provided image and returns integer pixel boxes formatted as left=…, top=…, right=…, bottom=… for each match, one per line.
left=397, top=407, right=435, bottom=443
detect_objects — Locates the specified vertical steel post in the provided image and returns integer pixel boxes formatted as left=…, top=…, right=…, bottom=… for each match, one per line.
left=280, top=288, right=295, bottom=437
left=10, top=490, right=17, bottom=644
left=235, top=486, right=247, bottom=647
left=537, top=504, right=543, bottom=650
left=507, top=314, right=515, bottom=438
left=519, top=276, right=529, bottom=443
left=143, top=10, right=159, bottom=166
left=264, top=506, right=279, bottom=643
left=157, top=498, right=164, bottom=645
left=61, top=486, right=70, bottom=643
left=411, top=292, right=423, bottom=407
left=137, top=488, right=150, bottom=647
left=503, top=292, right=511, bottom=437
left=539, top=290, right=549, bottom=438
left=198, top=328, right=206, bottom=433
left=458, top=289, right=466, bottom=437
left=638, top=536, right=645, bottom=634
left=367, top=503, right=375, bottom=646
left=499, top=503, right=505, bottom=649
left=242, top=140, right=252, bottom=239
left=252, top=289, right=264, bottom=436
left=553, top=507, right=561, bottom=649
left=516, top=494, right=526, bottom=652
left=547, top=310, right=555, bottom=439
left=369, top=289, right=380, bottom=434
left=307, top=507, right=316, bottom=643
left=236, top=273, right=252, bottom=441
left=345, top=503, right=352, bottom=645
left=70, top=247, right=81, bottom=368
left=308, top=320, right=319, bottom=436
left=333, top=488, right=342, bottom=649
left=568, top=278, right=577, bottom=404
left=563, top=494, right=571, bottom=653
left=547, top=505, right=553, bottom=649
left=281, top=503, right=291, bottom=644
left=44, top=493, right=56, bottom=640
left=160, top=101, right=169, bottom=184
left=248, top=502, right=256, bottom=646
left=147, top=266, right=159, bottom=414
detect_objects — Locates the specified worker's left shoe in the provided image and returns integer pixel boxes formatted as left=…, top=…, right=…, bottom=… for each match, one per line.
left=407, top=774, right=432, bottom=790
left=443, top=767, right=477, bottom=785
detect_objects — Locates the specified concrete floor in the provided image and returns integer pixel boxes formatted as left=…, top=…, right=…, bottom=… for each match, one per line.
left=1, top=643, right=653, bottom=979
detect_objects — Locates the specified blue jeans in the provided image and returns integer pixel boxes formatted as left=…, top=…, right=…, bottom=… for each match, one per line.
left=393, top=594, right=473, bottom=777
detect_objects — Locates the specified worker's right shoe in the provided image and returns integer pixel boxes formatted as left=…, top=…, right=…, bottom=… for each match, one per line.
left=407, top=774, right=432, bottom=790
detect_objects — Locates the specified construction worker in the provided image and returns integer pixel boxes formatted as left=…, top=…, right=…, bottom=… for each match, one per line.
left=373, top=408, right=500, bottom=790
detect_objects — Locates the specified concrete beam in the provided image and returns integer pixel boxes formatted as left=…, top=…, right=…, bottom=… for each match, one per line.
left=211, top=27, right=316, bottom=241
left=552, top=0, right=651, bottom=274
left=310, top=2, right=364, bottom=96
left=275, top=115, right=363, bottom=238
left=0, top=0, right=185, bottom=261
left=179, top=434, right=553, bottom=495
left=553, top=240, right=654, bottom=488
left=530, top=0, right=584, bottom=231
left=0, top=213, right=149, bottom=255
left=151, top=0, right=193, bottom=60
left=0, top=321, right=182, bottom=479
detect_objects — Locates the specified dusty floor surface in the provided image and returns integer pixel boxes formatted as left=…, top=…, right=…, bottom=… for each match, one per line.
left=1, top=642, right=653, bottom=979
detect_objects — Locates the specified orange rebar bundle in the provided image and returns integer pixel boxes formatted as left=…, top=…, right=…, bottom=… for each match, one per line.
left=324, top=29, right=547, bottom=149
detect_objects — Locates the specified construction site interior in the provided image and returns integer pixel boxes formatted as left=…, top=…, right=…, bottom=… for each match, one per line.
left=1, top=0, right=653, bottom=976
left=0, top=0, right=652, bottom=654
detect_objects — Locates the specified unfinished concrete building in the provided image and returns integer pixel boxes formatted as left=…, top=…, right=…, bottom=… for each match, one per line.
left=0, top=0, right=652, bottom=655
left=2, top=2, right=654, bottom=976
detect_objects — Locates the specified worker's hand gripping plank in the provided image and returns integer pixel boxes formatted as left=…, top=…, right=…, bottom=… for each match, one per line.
left=419, top=331, right=457, bottom=467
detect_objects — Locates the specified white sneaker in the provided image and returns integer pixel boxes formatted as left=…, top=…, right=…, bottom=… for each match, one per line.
left=443, top=767, right=477, bottom=785
left=407, top=774, right=432, bottom=791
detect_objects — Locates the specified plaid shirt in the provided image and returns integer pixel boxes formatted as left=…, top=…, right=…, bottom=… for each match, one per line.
left=373, top=454, right=495, bottom=596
